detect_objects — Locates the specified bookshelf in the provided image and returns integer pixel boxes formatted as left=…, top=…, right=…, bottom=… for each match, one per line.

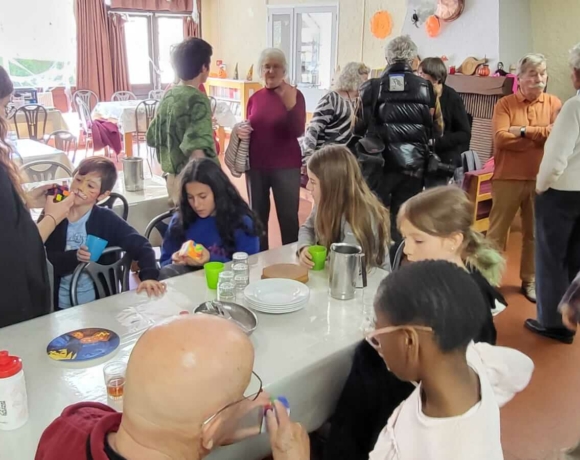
left=205, top=78, right=263, bottom=121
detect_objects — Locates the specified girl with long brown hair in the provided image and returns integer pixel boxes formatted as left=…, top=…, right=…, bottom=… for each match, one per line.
left=298, top=145, right=391, bottom=270
left=0, top=66, right=74, bottom=327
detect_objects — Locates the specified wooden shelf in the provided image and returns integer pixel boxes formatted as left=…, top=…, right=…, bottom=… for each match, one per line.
left=205, top=78, right=262, bottom=119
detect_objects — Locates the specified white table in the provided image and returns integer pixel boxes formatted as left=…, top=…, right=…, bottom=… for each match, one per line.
left=12, top=139, right=73, bottom=182
left=92, top=101, right=147, bottom=159
left=0, top=245, right=388, bottom=460
left=26, top=175, right=169, bottom=235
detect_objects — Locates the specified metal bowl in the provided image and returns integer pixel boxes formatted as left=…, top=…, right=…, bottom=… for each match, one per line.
left=194, top=301, right=258, bottom=335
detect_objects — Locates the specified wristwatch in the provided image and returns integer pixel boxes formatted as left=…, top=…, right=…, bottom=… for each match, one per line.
left=520, top=127, right=526, bottom=138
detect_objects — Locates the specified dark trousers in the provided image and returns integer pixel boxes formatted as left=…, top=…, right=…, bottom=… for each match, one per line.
left=246, top=168, right=301, bottom=251
left=378, top=172, right=423, bottom=247
left=536, top=189, right=580, bottom=328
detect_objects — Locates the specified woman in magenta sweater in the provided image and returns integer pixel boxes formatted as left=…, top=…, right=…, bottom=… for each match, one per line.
left=239, top=48, right=306, bottom=250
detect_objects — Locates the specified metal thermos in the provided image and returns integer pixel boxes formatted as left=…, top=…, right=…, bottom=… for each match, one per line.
left=328, top=243, right=367, bottom=300
left=122, top=157, right=144, bottom=192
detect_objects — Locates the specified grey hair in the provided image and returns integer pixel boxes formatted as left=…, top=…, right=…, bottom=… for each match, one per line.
left=516, top=53, right=547, bottom=77
left=333, top=62, right=370, bottom=92
left=258, top=48, right=287, bottom=76
left=570, top=43, right=580, bottom=70
left=385, top=35, right=418, bottom=64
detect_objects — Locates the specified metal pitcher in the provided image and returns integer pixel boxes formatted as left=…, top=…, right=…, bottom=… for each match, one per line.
left=328, top=243, right=367, bottom=300
left=122, top=157, right=144, bottom=192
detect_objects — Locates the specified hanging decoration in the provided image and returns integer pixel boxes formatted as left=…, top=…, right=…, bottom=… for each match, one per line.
left=425, top=15, right=441, bottom=37
left=370, top=11, right=393, bottom=39
left=436, top=0, right=465, bottom=22
left=411, top=0, right=437, bottom=25
left=191, top=0, right=200, bottom=25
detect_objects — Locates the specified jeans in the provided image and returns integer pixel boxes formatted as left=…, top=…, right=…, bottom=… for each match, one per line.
left=535, top=189, right=580, bottom=328
left=246, top=168, right=301, bottom=251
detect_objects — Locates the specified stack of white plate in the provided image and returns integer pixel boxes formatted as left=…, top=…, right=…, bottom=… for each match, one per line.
left=244, top=279, right=310, bottom=314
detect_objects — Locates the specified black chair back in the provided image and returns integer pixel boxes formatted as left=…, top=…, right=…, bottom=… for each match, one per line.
left=99, top=192, right=129, bottom=221
left=14, top=104, right=48, bottom=140
left=392, top=240, right=407, bottom=271
left=144, top=209, right=176, bottom=267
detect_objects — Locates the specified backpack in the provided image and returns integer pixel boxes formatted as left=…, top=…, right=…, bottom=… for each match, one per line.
left=454, top=150, right=482, bottom=186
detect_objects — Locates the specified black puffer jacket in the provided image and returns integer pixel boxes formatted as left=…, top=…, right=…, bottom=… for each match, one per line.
left=360, top=62, right=435, bottom=172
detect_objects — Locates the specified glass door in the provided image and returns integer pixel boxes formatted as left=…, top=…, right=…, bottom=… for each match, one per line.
left=268, top=8, right=294, bottom=84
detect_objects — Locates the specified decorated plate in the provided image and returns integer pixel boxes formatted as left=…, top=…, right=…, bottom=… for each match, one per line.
left=47, top=328, right=120, bottom=362
left=436, top=0, right=464, bottom=22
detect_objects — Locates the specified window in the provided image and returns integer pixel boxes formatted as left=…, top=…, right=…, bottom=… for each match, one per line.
left=123, top=13, right=186, bottom=94
left=268, top=6, right=338, bottom=90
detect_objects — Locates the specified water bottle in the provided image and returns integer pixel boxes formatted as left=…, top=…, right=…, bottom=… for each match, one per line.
left=0, top=351, right=29, bottom=431
left=232, top=252, right=249, bottom=292
left=217, top=271, right=236, bottom=302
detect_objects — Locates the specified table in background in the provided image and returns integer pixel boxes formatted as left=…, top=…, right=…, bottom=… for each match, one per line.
left=26, top=175, right=169, bottom=235
left=92, top=101, right=148, bottom=158
left=12, top=139, right=73, bottom=182
left=0, top=244, right=388, bottom=460
left=10, top=107, right=69, bottom=140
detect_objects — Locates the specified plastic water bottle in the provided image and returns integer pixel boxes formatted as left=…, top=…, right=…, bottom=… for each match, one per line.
left=0, top=351, right=29, bottom=431
left=217, top=271, right=236, bottom=302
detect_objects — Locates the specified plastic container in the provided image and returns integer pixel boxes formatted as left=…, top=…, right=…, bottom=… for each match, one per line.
left=308, top=245, right=328, bottom=271
left=204, top=262, right=225, bottom=289
left=85, top=235, right=108, bottom=262
left=0, top=351, right=28, bottom=431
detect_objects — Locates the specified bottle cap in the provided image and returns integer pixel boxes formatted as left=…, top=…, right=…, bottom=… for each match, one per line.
left=0, top=351, right=22, bottom=379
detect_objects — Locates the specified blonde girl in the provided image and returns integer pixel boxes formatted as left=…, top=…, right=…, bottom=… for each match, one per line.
left=298, top=145, right=391, bottom=271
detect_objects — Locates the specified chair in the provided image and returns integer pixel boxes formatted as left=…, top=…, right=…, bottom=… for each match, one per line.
left=144, top=209, right=176, bottom=267
left=14, top=104, right=48, bottom=140
left=72, top=90, right=99, bottom=113
left=135, top=99, right=159, bottom=173
left=111, top=91, right=136, bottom=102
left=148, top=89, right=165, bottom=101
left=70, top=246, right=131, bottom=306
left=74, top=95, right=94, bottom=157
left=391, top=240, right=407, bottom=271
left=46, top=130, right=78, bottom=163
left=20, top=160, right=73, bottom=182
left=209, top=96, right=218, bottom=115
left=99, top=192, right=129, bottom=221
left=5, top=102, right=16, bottom=120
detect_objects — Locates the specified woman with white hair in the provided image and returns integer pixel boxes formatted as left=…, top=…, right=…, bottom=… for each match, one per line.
left=526, top=43, right=580, bottom=344
left=237, top=48, right=306, bottom=250
left=302, top=62, right=370, bottom=159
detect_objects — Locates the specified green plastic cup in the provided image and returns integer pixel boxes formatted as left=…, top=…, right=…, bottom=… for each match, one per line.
left=204, top=262, right=225, bottom=289
left=308, top=245, right=327, bottom=271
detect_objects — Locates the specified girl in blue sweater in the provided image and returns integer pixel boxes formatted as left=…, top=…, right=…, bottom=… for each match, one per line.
left=159, top=158, right=262, bottom=279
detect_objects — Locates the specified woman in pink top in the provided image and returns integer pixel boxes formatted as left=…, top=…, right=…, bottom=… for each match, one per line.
left=237, top=48, right=306, bottom=250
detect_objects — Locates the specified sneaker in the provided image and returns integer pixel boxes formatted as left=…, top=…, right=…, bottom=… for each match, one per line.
left=521, top=282, right=536, bottom=303
left=524, top=319, right=575, bottom=344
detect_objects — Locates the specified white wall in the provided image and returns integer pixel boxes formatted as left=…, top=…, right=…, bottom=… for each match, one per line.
left=499, top=0, right=533, bottom=71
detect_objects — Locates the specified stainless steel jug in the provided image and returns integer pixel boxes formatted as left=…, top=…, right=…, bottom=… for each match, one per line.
left=328, top=243, right=367, bottom=300
left=122, top=157, right=144, bottom=192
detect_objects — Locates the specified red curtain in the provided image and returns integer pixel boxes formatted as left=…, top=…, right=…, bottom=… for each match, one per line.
left=108, top=13, right=131, bottom=93
left=183, top=15, right=201, bottom=38
left=110, top=0, right=193, bottom=12
left=75, top=0, right=114, bottom=101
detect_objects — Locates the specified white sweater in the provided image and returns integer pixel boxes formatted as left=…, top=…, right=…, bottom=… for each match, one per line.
left=537, top=93, right=580, bottom=192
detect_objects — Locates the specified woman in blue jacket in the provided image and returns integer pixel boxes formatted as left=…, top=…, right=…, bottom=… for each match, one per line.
left=160, top=158, right=262, bottom=279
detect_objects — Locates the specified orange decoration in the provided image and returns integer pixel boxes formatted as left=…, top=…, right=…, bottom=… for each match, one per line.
left=370, top=11, right=393, bottom=39
left=425, top=15, right=441, bottom=38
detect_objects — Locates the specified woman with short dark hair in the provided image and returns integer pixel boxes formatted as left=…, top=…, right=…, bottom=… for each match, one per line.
left=147, top=37, right=217, bottom=205
left=419, top=57, right=472, bottom=186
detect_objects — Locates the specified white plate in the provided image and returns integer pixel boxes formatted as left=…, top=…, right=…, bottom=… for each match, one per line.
left=245, top=297, right=309, bottom=311
left=247, top=301, right=307, bottom=315
left=244, top=279, right=310, bottom=306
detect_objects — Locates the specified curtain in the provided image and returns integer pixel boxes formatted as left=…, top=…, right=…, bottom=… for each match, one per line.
left=75, top=0, right=114, bottom=101
left=183, top=14, right=201, bottom=38
left=108, top=13, right=131, bottom=93
left=110, top=0, right=193, bottom=12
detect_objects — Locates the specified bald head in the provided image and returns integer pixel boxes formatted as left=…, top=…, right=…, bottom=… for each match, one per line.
left=117, top=315, right=254, bottom=457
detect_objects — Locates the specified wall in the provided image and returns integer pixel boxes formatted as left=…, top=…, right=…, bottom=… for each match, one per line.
left=531, top=0, right=578, bottom=101
left=498, top=0, right=532, bottom=71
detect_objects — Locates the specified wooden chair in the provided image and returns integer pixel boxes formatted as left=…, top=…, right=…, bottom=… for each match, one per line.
left=72, top=90, right=99, bottom=112
left=111, top=91, right=136, bottom=102
left=20, top=160, right=73, bottom=182
left=70, top=247, right=131, bottom=306
left=148, top=89, right=165, bottom=101
left=135, top=99, right=159, bottom=173
left=46, top=130, right=78, bottom=163
left=14, top=104, right=48, bottom=141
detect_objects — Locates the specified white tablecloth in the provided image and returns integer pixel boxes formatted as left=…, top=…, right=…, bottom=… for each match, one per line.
left=92, top=101, right=147, bottom=134
left=10, top=108, right=69, bottom=139
left=0, top=244, right=388, bottom=460
left=26, top=174, right=169, bottom=235
left=12, top=139, right=73, bottom=182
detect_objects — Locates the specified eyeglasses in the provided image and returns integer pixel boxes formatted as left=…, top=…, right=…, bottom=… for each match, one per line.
left=365, top=325, right=434, bottom=353
left=202, top=370, right=263, bottom=427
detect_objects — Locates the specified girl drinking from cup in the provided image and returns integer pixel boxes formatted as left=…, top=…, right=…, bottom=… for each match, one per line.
left=159, top=158, right=261, bottom=279
left=297, top=145, right=391, bottom=271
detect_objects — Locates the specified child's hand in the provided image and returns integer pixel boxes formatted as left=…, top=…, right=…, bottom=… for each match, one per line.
left=172, top=251, right=187, bottom=266
left=137, top=280, right=167, bottom=297
left=183, top=246, right=210, bottom=266
left=77, top=245, right=91, bottom=263
left=298, top=247, right=314, bottom=269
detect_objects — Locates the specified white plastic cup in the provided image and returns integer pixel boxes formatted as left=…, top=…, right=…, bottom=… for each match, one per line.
left=0, top=351, right=29, bottom=431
